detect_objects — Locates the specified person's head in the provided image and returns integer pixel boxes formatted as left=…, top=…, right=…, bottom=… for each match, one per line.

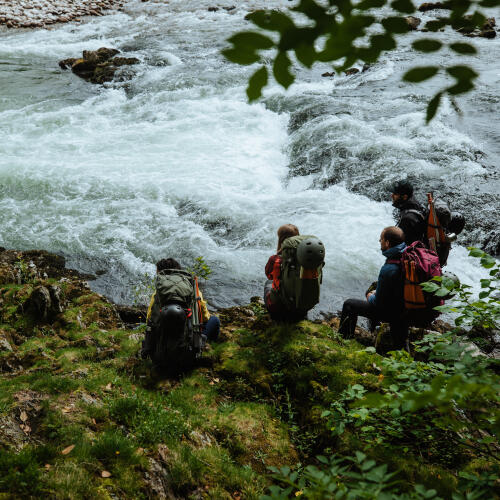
left=277, top=224, right=299, bottom=253
left=379, top=226, right=405, bottom=251
left=156, top=258, right=181, bottom=273
left=391, top=180, right=414, bottom=207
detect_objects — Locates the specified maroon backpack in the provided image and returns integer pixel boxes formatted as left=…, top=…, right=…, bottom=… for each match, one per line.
left=388, top=241, right=443, bottom=325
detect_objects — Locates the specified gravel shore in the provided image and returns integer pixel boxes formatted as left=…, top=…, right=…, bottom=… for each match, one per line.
left=0, top=0, right=124, bottom=29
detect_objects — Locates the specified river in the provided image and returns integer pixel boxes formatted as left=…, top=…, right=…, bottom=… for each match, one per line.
left=0, top=0, right=498, bottom=313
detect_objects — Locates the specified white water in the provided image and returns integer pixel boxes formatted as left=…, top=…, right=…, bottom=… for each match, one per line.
left=0, top=0, right=498, bottom=312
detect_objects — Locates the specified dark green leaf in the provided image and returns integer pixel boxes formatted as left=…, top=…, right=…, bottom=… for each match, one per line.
left=447, top=80, right=474, bottom=95
left=480, top=279, right=491, bottom=288
left=228, top=32, right=274, bottom=50
left=293, top=0, right=327, bottom=23
left=246, top=10, right=295, bottom=33
left=449, top=43, right=477, bottom=55
left=295, top=42, right=316, bottom=68
left=391, top=0, right=415, bottom=14
left=480, top=0, right=500, bottom=6
left=222, top=48, right=260, bottom=65
left=382, top=16, right=412, bottom=34
left=426, top=92, right=442, bottom=123
left=412, top=39, right=443, bottom=52
left=357, top=0, right=386, bottom=9
left=403, top=66, right=439, bottom=82
left=247, top=66, right=268, bottom=101
left=446, top=65, right=478, bottom=80
left=273, top=52, right=295, bottom=88
left=479, top=291, right=490, bottom=299
left=370, top=33, right=396, bottom=52
left=424, top=19, right=447, bottom=32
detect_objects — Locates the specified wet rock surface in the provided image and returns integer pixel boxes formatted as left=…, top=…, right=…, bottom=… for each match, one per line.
left=59, top=47, right=140, bottom=84
left=0, top=0, right=123, bottom=29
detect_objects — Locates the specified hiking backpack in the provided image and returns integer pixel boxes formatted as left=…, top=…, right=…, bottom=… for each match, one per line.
left=271, top=235, right=325, bottom=313
left=149, top=269, right=204, bottom=373
left=388, top=241, right=443, bottom=325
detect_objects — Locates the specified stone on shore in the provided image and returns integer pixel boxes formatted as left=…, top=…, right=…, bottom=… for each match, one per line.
left=0, top=0, right=122, bottom=29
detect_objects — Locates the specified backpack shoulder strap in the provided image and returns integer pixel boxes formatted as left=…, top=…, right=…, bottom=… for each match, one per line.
left=402, top=208, right=425, bottom=221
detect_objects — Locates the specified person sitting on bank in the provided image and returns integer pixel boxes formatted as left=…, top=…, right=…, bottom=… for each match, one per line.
left=339, top=226, right=408, bottom=350
left=391, top=180, right=426, bottom=245
left=140, top=257, right=220, bottom=359
left=264, top=224, right=302, bottom=321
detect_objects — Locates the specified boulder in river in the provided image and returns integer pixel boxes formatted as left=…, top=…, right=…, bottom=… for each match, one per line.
left=59, top=47, right=140, bottom=84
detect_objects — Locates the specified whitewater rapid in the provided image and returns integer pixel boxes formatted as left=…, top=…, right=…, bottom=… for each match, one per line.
left=0, top=0, right=498, bottom=313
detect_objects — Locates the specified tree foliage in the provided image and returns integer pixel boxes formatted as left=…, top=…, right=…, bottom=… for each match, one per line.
left=223, top=0, right=499, bottom=122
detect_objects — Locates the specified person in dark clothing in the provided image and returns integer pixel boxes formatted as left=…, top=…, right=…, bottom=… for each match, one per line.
left=391, top=180, right=426, bottom=245
left=339, top=226, right=408, bottom=349
left=140, top=258, right=220, bottom=359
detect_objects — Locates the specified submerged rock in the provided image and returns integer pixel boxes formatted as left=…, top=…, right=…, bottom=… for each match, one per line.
left=59, top=47, right=140, bottom=84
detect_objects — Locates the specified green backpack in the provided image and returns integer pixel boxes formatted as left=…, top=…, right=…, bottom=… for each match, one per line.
left=149, top=269, right=203, bottom=373
left=272, top=235, right=325, bottom=312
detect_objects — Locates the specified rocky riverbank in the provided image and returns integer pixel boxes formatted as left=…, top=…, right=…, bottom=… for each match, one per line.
left=0, top=248, right=498, bottom=498
left=0, top=0, right=122, bottom=29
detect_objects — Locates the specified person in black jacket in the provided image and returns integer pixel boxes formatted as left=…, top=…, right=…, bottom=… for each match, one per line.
left=339, top=226, right=408, bottom=349
left=391, top=180, right=426, bottom=245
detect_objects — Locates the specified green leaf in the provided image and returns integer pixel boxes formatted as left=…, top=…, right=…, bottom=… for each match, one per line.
left=403, top=66, right=439, bottom=82
left=370, top=33, right=396, bottom=52
left=293, top=0, right=327, bottom=23
left=468, top=248, right=484, bottom=258
left=426, top=92, right=442, bottom=123
left=449, top=43, right=477, bottom=55
left=446, top=65, right=478, bottom=80
left=391, top=0, right=415, bottom=13
left=382, top=16, right=412, bottom=34
left=480, top=0, right=500, bottom=5
left=448, top=80, right=474, bottom=95
left=479, top=291, right=490, bottom=299
left=357, top=0, right=386, bottom=9
left=295, top=42, right=316, bottom=68
left=273, top=51, right=295, bottom=88
left=246, top=10, right=295, bottom=33
left=412, top=39, right=443, bottom=52
left=480, top=256, right=496, bottom=269
left=480, top=279, right=491, bottom=288
left=228, top=32, right=274, bottom=50
left=424, top=19, right=447, bottom=32
left=222, top=48, right=260, bottom=65
left=246, top=66, right=268, bottom=101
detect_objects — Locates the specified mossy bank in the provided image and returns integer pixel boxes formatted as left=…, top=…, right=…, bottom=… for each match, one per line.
left=0, top=249, right=498, bottom=499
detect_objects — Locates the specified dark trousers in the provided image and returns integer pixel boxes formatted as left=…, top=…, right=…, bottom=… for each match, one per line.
left=202, top=316, right=220, bottom=342
left=339, top=298, right=408, bottom=350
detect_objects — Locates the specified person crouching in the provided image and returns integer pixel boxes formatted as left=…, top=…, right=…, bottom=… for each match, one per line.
left=339, top=226, right=408, bottom=350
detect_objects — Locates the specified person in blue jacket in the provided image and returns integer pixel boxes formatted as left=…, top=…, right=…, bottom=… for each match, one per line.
left=339, top=226, right=408, bottom=349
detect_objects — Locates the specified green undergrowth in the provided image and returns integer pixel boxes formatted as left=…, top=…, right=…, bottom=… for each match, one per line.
left=1, top=274, right=498, bottom=499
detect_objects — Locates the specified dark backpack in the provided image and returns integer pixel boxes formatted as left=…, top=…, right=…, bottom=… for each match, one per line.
left=388, top=241, right=443, bottom=326
left=149, top=269, right=204, bottom=373
left=271, top=235, right=325, bottom=313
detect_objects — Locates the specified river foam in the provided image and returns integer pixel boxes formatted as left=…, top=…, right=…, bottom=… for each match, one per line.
left=0, top=0, right=497, bottom=313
